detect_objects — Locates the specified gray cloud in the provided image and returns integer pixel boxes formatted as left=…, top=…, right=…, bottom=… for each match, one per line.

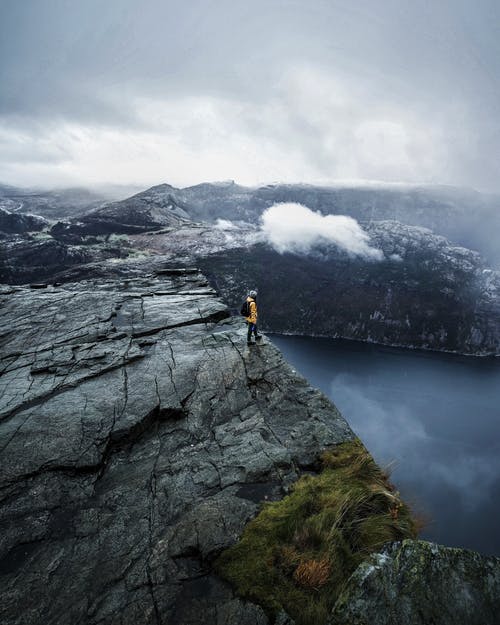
left=1, top=0, right=499, bottom=191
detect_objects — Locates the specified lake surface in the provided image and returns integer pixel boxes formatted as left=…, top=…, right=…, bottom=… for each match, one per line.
left=271, top=335, right=500, bottom=556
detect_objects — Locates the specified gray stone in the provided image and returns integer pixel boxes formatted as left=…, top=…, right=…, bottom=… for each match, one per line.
left=329, top=539, right=500, bottom=625
left=0, top=269, right=353, bottom=625
left=274, top=610, right=296, bottom=625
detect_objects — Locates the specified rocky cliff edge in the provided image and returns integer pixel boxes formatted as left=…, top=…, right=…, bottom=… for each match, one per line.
left=1, top=269, right=499, bottom=625
left=0, top=269, right=352, bottom=625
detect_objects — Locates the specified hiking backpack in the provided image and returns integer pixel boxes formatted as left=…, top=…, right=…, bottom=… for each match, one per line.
left=240, top=300, right=250, bottom=317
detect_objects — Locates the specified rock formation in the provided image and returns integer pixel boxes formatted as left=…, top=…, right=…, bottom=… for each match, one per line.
left=0, top=234, right=132, bottom=284
left=1, top=268, right=499, bottom=625
left=330, top=539, right=500, bottom=625
left=0, top=207, right=49, bottom=234
left=0, top=269, right=353, bottom=625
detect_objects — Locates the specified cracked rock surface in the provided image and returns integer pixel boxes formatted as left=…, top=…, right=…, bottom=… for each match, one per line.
left=0, top=270, right=353, bottom=625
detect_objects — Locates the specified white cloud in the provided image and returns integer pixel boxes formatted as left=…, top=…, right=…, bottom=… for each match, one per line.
left=260, top=202, right=383, bottom=259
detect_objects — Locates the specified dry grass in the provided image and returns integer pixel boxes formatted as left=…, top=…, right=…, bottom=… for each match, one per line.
left=293, top=558, right=331, bottom=589
left=215, top=438, right=419, bottom=625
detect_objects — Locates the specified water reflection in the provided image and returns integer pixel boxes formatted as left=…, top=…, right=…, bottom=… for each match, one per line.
left=271, top=335, right=500, bottom=556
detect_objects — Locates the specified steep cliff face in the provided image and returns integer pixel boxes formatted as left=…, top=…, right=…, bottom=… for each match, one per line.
left=199, top=222, right=500, bottom=355
left=0, top=270, right=353, bottom=625
left=1, top=270, right=499, bottom=625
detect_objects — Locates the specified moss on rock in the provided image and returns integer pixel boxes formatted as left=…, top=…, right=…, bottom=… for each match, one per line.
left=215, top=439, right=418, bottom=625
left=329, top=539, right=500, bottom=625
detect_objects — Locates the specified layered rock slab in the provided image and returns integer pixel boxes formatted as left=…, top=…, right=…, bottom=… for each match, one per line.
left=0, top=270, right=353, bottom=625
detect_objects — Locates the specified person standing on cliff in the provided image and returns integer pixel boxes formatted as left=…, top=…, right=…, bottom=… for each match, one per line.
left=245, top=290, right=262, bottom=345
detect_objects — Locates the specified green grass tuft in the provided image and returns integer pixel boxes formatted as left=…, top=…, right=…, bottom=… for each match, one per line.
left=215, top=439, right=418, bottom=625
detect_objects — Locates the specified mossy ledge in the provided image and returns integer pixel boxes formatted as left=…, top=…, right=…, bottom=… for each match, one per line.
left=215, top=439, right=418, bottom=625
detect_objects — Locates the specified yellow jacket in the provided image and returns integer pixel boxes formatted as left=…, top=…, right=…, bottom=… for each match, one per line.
left=245, top=296, right=257, bottom=324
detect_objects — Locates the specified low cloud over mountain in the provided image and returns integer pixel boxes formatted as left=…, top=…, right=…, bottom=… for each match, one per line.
left=261, top=202, right=383, bottom=260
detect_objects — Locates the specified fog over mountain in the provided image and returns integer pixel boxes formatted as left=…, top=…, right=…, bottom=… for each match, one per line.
left=1, top=1, right=500, bottom=192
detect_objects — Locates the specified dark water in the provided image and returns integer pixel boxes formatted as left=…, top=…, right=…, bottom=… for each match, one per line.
left=271, top=335, right=500, bottom=557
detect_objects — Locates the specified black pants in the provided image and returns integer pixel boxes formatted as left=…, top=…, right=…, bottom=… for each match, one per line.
left=247, top=322, right=259, bottom=342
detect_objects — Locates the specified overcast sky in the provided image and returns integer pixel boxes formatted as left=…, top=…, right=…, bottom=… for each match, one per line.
left=1, top=0, right=499, bottom=191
